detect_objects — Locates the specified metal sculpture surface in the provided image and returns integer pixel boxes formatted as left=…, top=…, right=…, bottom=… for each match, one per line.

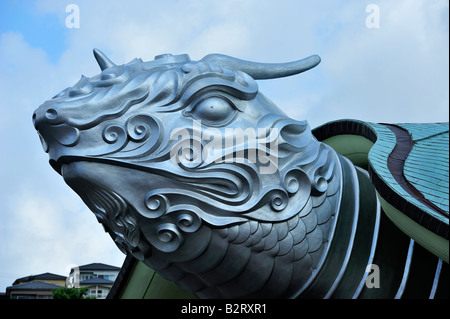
left=32, top=50, right=448, bottom=298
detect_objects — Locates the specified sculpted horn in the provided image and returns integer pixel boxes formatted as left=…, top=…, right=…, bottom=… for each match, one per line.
left=93, top=48, right=116, bottom=71
left=201, top=53, right=321, bottom=79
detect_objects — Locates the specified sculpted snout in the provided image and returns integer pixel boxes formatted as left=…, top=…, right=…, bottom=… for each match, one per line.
left=32, top=103, right=60, bottom=136
left=32, top=102, right=82, bottom=171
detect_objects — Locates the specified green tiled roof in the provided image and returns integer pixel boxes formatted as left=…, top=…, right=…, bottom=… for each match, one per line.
left=398, top=123, right=449, bottom=213
left=312, top=119, right=449, bottom=239
left=367, top=122, right=449, bottom=223
left=364, top=122, right=397, bottom=190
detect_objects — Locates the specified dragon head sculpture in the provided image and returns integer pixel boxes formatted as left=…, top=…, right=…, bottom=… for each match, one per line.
left=33, top=50, right=345, bottom=298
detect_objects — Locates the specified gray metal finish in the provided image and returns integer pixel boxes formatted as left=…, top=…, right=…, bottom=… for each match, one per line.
left=32, top=50, right=446, bottom=298
left=32, top=50, right=342, bottom=298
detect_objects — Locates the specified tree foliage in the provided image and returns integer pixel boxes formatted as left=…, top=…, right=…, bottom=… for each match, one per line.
left=52, top=287, right=95, bottom=299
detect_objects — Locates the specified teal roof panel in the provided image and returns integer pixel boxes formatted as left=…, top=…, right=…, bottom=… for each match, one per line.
left=397, top=123, right=449, bottom=213
left=312, top=119, right=449, bottom=239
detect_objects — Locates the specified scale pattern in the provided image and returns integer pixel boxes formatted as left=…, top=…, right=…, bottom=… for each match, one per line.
left=145, top=164, right=341, bottom=298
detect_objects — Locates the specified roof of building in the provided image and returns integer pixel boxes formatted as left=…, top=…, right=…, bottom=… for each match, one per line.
left=78, top=263, right=121, bottom=271
left=81, top=277, right=115, bottom=285
left=7, top=281, right=63, bottom=292
left=398, top=123, right=449, bottom=213
left=13, top=272, right=66, bottom=285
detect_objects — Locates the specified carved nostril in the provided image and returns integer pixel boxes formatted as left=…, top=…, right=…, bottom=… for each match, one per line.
left=45, top=109, right=58, bottom=120
left=32, top=112, right=37, bottom=129
left=33, top=107, right=59, bottom=130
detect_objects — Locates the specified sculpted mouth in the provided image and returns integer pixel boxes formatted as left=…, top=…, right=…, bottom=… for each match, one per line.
left=60, top=160, right=142, bottom=256
left=52, top=156, right=111, bottom=175
left=51, top=156, right=83, bottom=175
left=53, top=155, right=147, bottom=176
left=59, top=159, right=204, bottom=255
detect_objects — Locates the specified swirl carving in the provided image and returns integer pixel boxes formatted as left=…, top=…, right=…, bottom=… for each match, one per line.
left=269, top=189, right=289, bottom=212
left=99, top=124, right=128, bottom=155
left=127, top=118, right=150, bottom=142
left=173, top=138, right=205, bottom=169
left=154, top=223, right=182, bottom=253
left=176, top=211, right=202, bottom=233
left=93, top=114, right=164, bottom=158
left=143, top=193, right=169, bottom=219
left=102, top=124, right=127, bottom=144
left=143, top=209, right=202, bottom=253
left=282, top=168, right=310, bottom=195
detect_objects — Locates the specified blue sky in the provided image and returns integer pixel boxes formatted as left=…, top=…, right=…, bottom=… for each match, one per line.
left=0, top=0, right=448, bottom=293
left=0, top=1, right=67, bottom=62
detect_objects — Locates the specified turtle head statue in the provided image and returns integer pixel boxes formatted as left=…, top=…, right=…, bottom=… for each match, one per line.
left=33, top=49, right=345, bottom=298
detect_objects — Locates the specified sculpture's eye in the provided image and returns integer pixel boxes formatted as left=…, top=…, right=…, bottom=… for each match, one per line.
left=190, top=97, right=236, bottom=126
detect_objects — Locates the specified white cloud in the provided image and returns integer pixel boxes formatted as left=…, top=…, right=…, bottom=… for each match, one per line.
left=0, top=30, right=125, bottom=291
left=2, top=184, right=124, bottom=282
left=308, top=0, right=449, bottom=127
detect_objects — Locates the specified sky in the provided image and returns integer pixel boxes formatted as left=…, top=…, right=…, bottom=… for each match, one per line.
left=0, top=0, right=448, bottom=292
